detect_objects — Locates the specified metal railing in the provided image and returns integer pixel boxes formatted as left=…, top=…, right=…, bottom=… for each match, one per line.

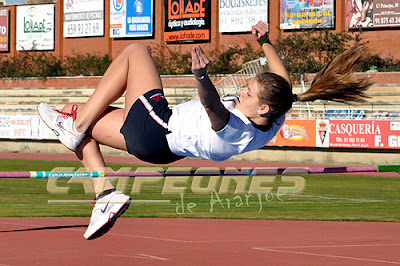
left=191, top=57, right=268, bottom=100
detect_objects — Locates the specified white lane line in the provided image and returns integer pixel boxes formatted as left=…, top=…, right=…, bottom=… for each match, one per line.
left=136, top=254, right=169, bottom=261
left=104, top=232, right=194, bottom=243
left=252, top=247, right=400, bottom=265
left=255, top=243, right=400, bottom=249
left=106, top=254, right=168, bottom=261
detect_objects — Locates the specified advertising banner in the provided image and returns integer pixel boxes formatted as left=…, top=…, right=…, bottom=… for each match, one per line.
left=219, top=0, right=268, bottom=33
left=280, top=0, right=335, bottom=29
left=0, top=115, right=56, bottom=140
left=110, top=0, right=153, bottom=38
left=164, top=0, right=211, bottom=43
left=329, top=120, right=400, bottom=149
left=267, top=119, right=316, bottom=147
left=0, top=8, right=8, bottom=52
left=0, top=8, right=10, bottom=52
left=347, top=0, right=400, bottom=28
left=64, top=0, right=104, bottom=37
left=373, top=0, right=400, bottom=27
left=16, top=4, right=54, bottom=51
left=267, top=119, right=400, bottom=149
left=6, top=0, right=46, bottom=4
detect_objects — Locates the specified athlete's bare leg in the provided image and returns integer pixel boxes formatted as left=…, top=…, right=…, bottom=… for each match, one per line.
left=57, top=45, right=159, bottom=237
left=73, top=42, right=163, bottom=134
left=62, top=103, right=127, bottom=195
left=61, top=43, right=162, bottom=194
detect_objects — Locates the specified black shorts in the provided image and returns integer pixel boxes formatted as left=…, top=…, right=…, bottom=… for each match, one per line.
left=120, top=89, right=184, bottom=164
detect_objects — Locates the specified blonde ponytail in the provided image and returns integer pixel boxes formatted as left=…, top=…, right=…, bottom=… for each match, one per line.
left=297, top=45, right=372, bottom=104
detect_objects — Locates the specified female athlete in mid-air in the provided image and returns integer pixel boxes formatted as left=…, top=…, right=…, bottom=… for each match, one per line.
left=38, top=22, right=372, bottom=240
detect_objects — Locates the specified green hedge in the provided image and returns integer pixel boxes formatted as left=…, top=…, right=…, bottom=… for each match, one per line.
left=0, top=52, right=112, bottom=78
left=0, top=31, right=398, bottom=78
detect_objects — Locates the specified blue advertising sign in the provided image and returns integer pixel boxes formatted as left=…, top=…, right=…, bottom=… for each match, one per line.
left=110, top=0, right=153, bottom=38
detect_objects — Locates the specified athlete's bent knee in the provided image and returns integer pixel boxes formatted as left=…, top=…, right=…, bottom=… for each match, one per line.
left=123, top=42, right=150, bottom=56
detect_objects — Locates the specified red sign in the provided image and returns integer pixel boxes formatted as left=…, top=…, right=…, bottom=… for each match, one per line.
left=329, top=120, right=400, bottom=149
left=0, top=8, right=8, bottom=52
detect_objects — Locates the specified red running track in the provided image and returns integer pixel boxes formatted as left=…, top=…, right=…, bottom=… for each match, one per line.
left=0, top=217, right=400, bottom=265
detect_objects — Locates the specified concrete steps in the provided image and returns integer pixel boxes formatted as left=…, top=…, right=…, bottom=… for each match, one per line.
left=1, top=84, right=400, bottom=117
left=0, top=86, right=197, bottom=114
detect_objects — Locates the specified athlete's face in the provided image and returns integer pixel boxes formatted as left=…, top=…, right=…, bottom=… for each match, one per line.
left=236, top=79, right=269, bottom=118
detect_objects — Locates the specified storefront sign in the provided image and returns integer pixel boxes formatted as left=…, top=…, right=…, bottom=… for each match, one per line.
left=110, top=0, right=153, bottom=38
left=64, top=0, right=104, bottom=37
left=16, top=4, right=54, bottom=51
left=219, top=0, right=268, bottom=32
left=0, top=8, right=9, bottom=52
left=164, top=0, right=211, bottom=43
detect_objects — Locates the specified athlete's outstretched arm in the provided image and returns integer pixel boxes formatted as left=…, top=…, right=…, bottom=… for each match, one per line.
left=191, top=45, right=229, bottom=131
left=252, top=21, right=292, bottom=86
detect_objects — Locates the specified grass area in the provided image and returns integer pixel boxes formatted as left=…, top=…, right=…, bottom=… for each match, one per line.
left=0, top=159, right=399, bottom=222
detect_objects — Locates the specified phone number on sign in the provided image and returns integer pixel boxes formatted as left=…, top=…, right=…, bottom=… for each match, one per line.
left=66, top=22, right=101, bottom=37
left=374, top=14, right=400, bottom=26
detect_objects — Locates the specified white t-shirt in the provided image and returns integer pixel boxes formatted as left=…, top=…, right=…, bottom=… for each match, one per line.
left=166, top=97, right=285, bottom=162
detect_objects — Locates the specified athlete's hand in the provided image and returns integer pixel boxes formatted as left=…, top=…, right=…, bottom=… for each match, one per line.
left=252, top=21, right=269, bottom=43
left=191, top=45, right=209, bottom=79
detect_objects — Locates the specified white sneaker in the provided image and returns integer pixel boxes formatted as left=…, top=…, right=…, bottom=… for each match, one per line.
left=37, top=102, right=85, bottom=151
left=84, top=190, right=131, bottom=240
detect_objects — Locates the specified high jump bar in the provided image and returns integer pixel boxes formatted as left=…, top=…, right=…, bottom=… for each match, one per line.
left=0, top=165, right=399, bottom=178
